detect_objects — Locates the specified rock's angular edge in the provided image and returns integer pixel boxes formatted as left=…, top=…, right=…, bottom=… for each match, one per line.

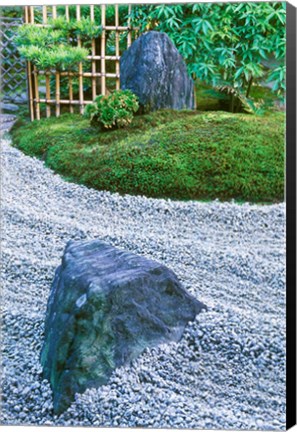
left=120, top=31, right=195, bottom=111
left=40, top=240, right=206, bottom=414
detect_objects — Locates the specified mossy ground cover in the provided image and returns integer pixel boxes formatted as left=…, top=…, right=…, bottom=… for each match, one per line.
left=11, top=108, right=284, bottom=203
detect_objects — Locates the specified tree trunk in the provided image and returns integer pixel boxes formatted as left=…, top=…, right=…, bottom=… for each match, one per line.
left=246, top=77, right=253, bottom=98
left=230, top=94, right=235, bottom=113
left=235, top=97, right=241, bottom=113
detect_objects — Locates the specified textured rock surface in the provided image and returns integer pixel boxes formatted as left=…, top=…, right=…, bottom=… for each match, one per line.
left=120, top=31, right=195, bottom=111
left=41, top=240, right=205, bottom=414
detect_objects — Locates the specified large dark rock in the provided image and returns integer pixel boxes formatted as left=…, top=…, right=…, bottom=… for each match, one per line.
left=120, top=31, right=195, bottom=112
left=41, top=240, right=205, bottom=414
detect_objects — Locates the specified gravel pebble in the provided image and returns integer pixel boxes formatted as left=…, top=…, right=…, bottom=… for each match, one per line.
left=0, top=137, right=286, bottom=429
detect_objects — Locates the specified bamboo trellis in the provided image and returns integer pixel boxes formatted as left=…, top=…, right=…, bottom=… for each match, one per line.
left=24, top=5, right=135, bottom=121
left=0, top=16, right=27, bottom=103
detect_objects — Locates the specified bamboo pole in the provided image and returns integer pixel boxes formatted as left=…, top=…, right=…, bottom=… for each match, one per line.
left=56, top=71, right=60, bottom=117
left=69, top=76, right=74, bottom=113
left=33, top=67, right=40, bottom=120
left=30, top=6, right=34, bottom=23
left=31, top=23, right=51, bottom=28
left=105, top=25, right=133, bottom=30
left=52, top=4, right=59, bottom=117
left=24, top=7, right=33, bottom=120
left=29, top=5, right=38, bottom=122
left=90, top=5, right=97, bottom=100
left=115, top=5, right=120, bottom=90
left=45, top=73, right=51, bottom=118
left=27, top=61, right=34, bottom=121
left=77, top=5, right=84, bottom=114
left=42, top=6, right=47, bottom=23
left=24, top=6, right=29, bottom=23
left=43, top=5, right=49, bottom=117
left=87, top=55, right=120, bottom=60
left=32, top=23, right=134, bottom=30
left=101, top=5, right=106, bottom=96
left=65, top=5, right=73, bottom=113
left=127, top=5, right=132, bottom=48
left=38, top=71, right=118, bottom=78
left=36, top=99, right=94, bottom=105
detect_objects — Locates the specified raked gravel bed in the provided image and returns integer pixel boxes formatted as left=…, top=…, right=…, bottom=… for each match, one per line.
left=1, top=136, right=286, bottom=429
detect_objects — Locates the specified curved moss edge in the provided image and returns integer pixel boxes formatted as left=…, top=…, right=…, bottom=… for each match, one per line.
left=10, top=109, right=285, bottom=204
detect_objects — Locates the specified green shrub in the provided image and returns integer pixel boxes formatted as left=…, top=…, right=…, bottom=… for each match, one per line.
left=84, top=90, right=139, bottom=130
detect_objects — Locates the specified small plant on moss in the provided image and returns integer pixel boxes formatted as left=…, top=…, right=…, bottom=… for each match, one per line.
left=84, top=90, right=139, bottom=130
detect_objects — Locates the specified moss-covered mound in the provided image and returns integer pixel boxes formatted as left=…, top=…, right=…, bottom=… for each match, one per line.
left=11, top=109, right=285, bottom=203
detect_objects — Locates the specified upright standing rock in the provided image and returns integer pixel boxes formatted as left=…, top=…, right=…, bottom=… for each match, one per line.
left=40, top=240, right=205, bottom=414
left=120, top=31, right=195, bottom=112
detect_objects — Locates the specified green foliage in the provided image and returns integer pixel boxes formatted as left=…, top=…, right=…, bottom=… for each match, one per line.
left=16, top=17, right=100, bottom=71
left=84, top=90, right=139, bottom=130
left=72, top=17, right=102, bottom=41
left=1, top=6, right=23, bottom=18
left=54, top=6, right=129, bottom=57
left=15, top=24, right=67, bottom=47
left=18, top=43, right=88, bottom=71
left=49, top=16, right=102, bottom=43
left=195, top=80, right=282, bottom=113
left=267, top=65, right=286, bottom=93
left=11, top=110, right=284, bottom=203
left=16, top=16, right=102, bottom=44
left=48, top=16, right=70, bottom=30
left=129, top=2, right=286, bottom=111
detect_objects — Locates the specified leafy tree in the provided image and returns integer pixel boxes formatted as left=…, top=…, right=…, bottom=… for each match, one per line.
left=130, top=2, right=286, bottom=112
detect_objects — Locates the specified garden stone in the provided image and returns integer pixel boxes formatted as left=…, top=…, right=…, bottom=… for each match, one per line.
left=13, top=92, right=28, bottom=104
left=0, top=102, right=19, bottom=112
left=40, top=239, right=205, bottom=414
left=120, top=31, right=195, bottom=112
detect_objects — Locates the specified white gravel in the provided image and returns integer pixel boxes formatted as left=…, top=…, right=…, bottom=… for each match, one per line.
left=1, top=135, right=286, bottom=429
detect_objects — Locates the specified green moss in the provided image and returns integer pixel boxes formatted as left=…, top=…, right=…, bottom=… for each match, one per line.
left=11, top=109, right=285, bottom=203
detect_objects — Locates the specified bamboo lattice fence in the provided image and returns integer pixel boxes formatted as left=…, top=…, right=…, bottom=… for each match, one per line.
left=24, top=5, right=136, bottom=121
left=0, top=15, right=27, bottom=103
